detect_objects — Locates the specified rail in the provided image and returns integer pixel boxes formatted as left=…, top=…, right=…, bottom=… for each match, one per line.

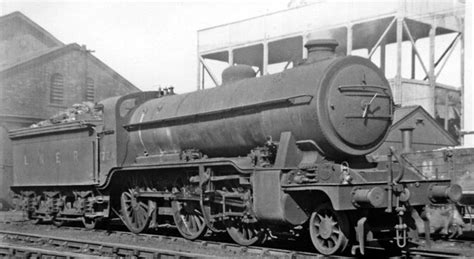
left=0, top=227, right=324, bottom=258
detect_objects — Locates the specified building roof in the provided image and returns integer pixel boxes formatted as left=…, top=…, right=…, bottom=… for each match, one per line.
left=0, top=43, right=141, bottom=92
left=392, top=105, right=458, bottom=144
left=0, top=11, right=140, bottom=93
left=393, top=106, right=418, bottom=124
left=0, top=11, right=63, bottom=47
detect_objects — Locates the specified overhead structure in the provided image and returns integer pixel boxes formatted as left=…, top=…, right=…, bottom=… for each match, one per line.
left=197, top=0, right=466, bottom=141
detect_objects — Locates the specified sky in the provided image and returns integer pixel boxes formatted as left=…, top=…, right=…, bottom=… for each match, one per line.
left=0, top=0, right=290, bottom=93
left=0, top=0, right=469, bottom=94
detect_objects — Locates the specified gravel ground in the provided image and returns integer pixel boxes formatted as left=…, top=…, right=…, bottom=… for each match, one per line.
left=4, top=211, right=474, bottom=258
left=0, top=211, right=277, bottom=258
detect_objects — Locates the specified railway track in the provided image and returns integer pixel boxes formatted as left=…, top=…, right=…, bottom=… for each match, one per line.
left=0, top=230, right=210, bottom=258
left=0, top=226, right=326, bottom=258
left=2, top=218, right=473, bottom=258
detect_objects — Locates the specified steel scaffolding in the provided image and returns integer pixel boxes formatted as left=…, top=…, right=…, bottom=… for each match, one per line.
left=197, top=0, right=465, bottom=136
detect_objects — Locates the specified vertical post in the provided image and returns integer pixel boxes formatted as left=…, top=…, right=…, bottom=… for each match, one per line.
left=228, top=49, right=234, bottom=66
left=302, top=36, right=308, bottom=59
left=263, top=42, right=268, bottom=75
left=429, top=24, right=437, bottom=117
left=347, top=24, right=353, bottom=56
left=197, top=56, right=202, bottom=90
left=396, top=16, right=403, bottom=105
left=411, top=41, right=416, bottom=79
left=201, top=63, right=205, bottom=90
left=197, top=31, right=201, bottom=90
left=445, top=93, right=449, bottom=131
left=463, top=1, right=473, bottom=146
left=460, top=18, right=465, bottom=144
left=380, top=38, right=386, bottom=73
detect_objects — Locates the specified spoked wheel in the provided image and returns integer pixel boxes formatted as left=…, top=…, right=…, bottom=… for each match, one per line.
left=27, top=211, right=41, bottom=224
left=52, top=215, right=64, bottom=227
left=120, top=189, right=152, bottom=233
left=31, top=216, right=43, bottom=225
left=226, top=219, right=266, bottom=246
left=309, top=203, right=350, bottom=255
left=171, top=199, right=207, bottom=240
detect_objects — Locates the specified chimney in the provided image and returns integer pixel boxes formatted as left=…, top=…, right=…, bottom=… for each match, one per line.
left=400, top=127, right=415, bottom=153
left=304, top=39, right=338, bottom=63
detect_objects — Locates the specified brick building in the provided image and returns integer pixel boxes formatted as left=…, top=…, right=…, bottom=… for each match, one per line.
left=0, top=11, right=140, bottom=208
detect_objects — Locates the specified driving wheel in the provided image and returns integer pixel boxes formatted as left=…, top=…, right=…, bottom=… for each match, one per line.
left=120, top=188, right=152, bottom=233
left=171, top=199, right=207, bottom=240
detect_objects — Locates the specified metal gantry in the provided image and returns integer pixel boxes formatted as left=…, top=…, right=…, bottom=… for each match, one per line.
left=197, top=0, right=465, bottom=137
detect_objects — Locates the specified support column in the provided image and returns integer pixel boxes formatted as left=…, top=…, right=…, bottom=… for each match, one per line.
left=228, top=49, right=234, bottom=66
left=347, top=24, right=353, bottom=56
left=428, top=24, right=436, bottom=117
left=411, top=41, right=416, bottom=79
left=263, top=42, right=268, bottom=75
left=445, top=93, right=449, bottom=131
left=461, top=20, right=465, bottom=144
left=380, top=38, right=386, bottom=73
left=463, top=2, right=474, bottom=146
left=201, top=63, right=205, bottom=90
left=302, top=35, right=308, bottom=59
left=395, top=16, right=403, bottom=105
left=197, top=56, right=202, bottom=90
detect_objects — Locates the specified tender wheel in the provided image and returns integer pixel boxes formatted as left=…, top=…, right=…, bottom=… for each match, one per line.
left=31, top=216, right=42, bottom=225
left=52, top=216, right=64, bottom=227
left=27, top=211, right=42, bottom=224
left=226, top=219, right=266, bottom=246
left=171, top=200, right=207, bottom=240
left=83, top=217, right=100, bottom=230
left=120, top=189, right=152, bottom=233
left=309, top=203, right=350, bottom=255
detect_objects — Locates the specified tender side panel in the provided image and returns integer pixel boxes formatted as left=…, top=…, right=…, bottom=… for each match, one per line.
left=12, top=129, right=97, bottom=187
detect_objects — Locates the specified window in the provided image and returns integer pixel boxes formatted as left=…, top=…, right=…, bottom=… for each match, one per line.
left=85, top=77, right=94, bottom=102
left=50, top=73, right=64, bottom=104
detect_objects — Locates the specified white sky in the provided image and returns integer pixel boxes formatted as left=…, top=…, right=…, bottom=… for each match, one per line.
left=0, top=0, right=290, bottom=93
left=0, top=0, right=470, bottom=94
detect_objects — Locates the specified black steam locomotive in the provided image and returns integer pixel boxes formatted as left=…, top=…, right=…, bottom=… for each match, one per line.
left=9, top=39, right=461, bottom=255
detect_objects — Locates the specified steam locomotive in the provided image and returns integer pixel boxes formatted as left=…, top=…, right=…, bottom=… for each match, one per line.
left=9, top=39, right=461, bottom=255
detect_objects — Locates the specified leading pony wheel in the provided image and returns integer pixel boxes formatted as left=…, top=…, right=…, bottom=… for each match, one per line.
left=226, top=220, right=266, bottom=246
left=309, top=203, right=350, bottom=255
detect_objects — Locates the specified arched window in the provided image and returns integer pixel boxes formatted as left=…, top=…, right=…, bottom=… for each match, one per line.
left=85, top=77, right=94, bottom=102
left=50, top=73, right=64, bottom=104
